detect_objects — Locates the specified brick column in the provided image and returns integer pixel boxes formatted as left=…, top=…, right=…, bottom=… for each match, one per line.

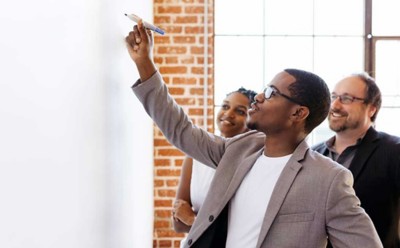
left=153, top=0, right=214, bottom=247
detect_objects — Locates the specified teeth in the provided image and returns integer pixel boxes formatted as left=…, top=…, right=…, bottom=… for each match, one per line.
left=331, top=112, right=344, bottom=117
left=221, top=120, right=233, bottom=125
left=248, top=108, right=256, bottom=115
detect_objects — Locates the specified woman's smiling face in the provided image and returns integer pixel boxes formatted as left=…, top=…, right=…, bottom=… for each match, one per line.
left=216, top=92, right=251, bottom=138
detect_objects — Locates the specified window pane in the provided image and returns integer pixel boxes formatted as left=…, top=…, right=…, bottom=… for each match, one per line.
left=215, top=36, right=264, bottom=104
left=215, top=0, right=264, bottom=35
left=314, top=37, right=364, bottom=90
left=265, top=0, right=313, bottom=35
left=264, top=37, right=313, bottom=84
left=373, top=0, right=400, bottom=35
left=375, top=40, right=400, bottom=103
left=308, top=119, right=334, bottom=146
left=314, top=0, right=363, bottom=35
left=375, top=108, right=400, bottom=136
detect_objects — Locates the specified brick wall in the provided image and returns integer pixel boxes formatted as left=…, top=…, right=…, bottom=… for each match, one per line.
left=153, top=0, right=214, bottom=247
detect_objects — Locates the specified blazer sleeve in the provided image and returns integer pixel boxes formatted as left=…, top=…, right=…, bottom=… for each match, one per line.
left=325, top=168, right=383, bottom=248
left=131, top=72, right=225, bottom=168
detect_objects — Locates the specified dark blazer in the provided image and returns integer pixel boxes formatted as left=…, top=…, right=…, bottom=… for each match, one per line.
left=313, top=127, right=400, bottom=248
left=133, top=72, right=382, bottom=248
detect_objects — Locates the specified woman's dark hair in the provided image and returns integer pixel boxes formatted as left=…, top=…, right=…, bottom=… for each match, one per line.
left=227, top=87, right=257, bottom=107
left=284, top=68, right=331, bottom=134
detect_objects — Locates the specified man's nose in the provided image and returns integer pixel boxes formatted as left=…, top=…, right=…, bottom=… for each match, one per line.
left=331, top=97, right=342, bottom=108
left=254, top=92, right=264, bottom=103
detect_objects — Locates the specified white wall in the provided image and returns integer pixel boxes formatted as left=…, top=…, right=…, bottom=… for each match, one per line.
left=0, top=0, right=153, bottom=247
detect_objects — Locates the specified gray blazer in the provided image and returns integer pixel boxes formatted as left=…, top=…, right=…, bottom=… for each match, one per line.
left=132, top=72, right=382, bottom=248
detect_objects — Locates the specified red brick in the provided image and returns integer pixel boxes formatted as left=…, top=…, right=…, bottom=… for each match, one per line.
left=165, top=57, right=179, bottom=64
left=158, top=46, right=187, bottom=54
left=173, top=36, right=196, bottom=44
left=158, top=189, right=177, bottom=197
left=174, top=158, right=184, bottom=166
left=197, top=57, right=213, bottom=64
left=172, top=77, right=197, bottom=85
left=185, top=26, right=204, bottom=34
left=175, top=97, right=195, bottom=105
left=156, top=169, right=181, bottom=177
left=154, top=159, right=171, bottom=167
left=157, top=230, right=181, bottom=238
left=155, top=209, right=172, bottom=218
left=188, top=108, right=204, bottom=116
left=158, top=6, right=183, bottom=14
left=154, top=199, right=173, bottom=207
left=154, top=16, right=171, bottom=24
left=185, top=6, right=204, bottom=13
left=189, top=87, right=204, bottom=95
left=158, top=239, right=172, bottom=247
left=164, top=26, right=183, bottom=34
left=168, top=87, right=185, bottom=95
left=174, top=16, right=198, bottom=24
left=159, top=66, right=187, bottom=74
left=154, top=138, right=172, bottom=146
left=191, top=66, right=204, bottom=74
left=180, top=56, right=195, bottom=64
left=154, top=220, right=171, bottom=228
left=166, top=179, right=179, bottom=187
left=154, top=36, right=171, bottom=44
left=158, top=149, right=184, bottom=156
left=154, top=57, right=163, bottom=64
left=154, top=179, right=165, bottom=187
left=173, top=240, right=183, bottom=247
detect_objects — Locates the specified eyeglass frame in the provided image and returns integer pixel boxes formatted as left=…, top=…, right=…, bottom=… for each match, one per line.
left=263, top=85, right=302, bottom=105
left=331, top=93, right=365, bottom=104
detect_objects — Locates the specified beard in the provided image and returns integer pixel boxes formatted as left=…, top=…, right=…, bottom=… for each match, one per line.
left=329, top=122, right=347, bottom=132
left=328, top=117, right=361, bottom=133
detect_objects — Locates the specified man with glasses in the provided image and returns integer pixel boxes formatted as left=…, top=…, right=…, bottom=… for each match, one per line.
left=313, top=73, right=400, bottom=247
left=126, top=22, right=382, bottom=247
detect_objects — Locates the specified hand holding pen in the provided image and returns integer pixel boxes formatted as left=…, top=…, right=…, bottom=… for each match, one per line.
left=125, top=13, right=165, bottom=35
left=125, top=19, right=157, bottom=82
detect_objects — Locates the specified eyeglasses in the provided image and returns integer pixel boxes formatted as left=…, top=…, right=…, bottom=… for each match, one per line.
left=263, top=86, right=302, bottom=105
left=331, top=94, right=365, bottom=104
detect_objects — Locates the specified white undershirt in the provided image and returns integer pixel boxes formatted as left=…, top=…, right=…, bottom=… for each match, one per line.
left=190, top=160, right=215, bottom=213
left=226, top=153, right=291, bottom=248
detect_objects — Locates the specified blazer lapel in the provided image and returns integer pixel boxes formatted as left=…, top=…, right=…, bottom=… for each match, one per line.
left=224, top=148, right=264, bottom=200
left=256, top=142, right=307, bottom=247
left=349, top=127, right=379, bottom=181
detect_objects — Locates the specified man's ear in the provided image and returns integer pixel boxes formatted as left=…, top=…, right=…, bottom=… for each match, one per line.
left=292, top=106, right=309, bottom=121
left=368, top=105, right=377, bottom=119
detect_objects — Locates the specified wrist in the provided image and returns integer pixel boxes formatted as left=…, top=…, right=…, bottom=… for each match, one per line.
left=135, top=58, right=157, bottom=82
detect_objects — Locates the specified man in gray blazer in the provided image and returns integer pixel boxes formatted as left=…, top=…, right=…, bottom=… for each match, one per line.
left=125, top=21, right=383, bottom=247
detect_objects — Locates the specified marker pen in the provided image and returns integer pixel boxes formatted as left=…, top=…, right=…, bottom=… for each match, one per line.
left=124, top=13, right=165, bottom=35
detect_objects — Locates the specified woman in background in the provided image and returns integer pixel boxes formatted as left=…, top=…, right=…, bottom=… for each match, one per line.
left=172, top=87, right=257, bottom=246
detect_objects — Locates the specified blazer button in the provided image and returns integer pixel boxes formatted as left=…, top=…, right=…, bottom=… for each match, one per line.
left=209, top=215, right=214, bottom=222
left=188, top=239, right=192, bottom=245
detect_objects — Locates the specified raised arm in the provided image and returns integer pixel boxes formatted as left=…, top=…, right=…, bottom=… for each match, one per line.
left=125, top=22, right=225, bottom=168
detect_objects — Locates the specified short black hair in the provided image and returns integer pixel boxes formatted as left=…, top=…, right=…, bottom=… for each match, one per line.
left=351, top=72, right=382, bottom=122
left=228, top=87, right=257, bottom=107
left=284, top=68, right=331, bottom=134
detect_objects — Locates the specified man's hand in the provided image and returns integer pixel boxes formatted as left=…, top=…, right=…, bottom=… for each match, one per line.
left=125, top=20, right=157, bottom=82
left=172, top=199, right=196, bottom=226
